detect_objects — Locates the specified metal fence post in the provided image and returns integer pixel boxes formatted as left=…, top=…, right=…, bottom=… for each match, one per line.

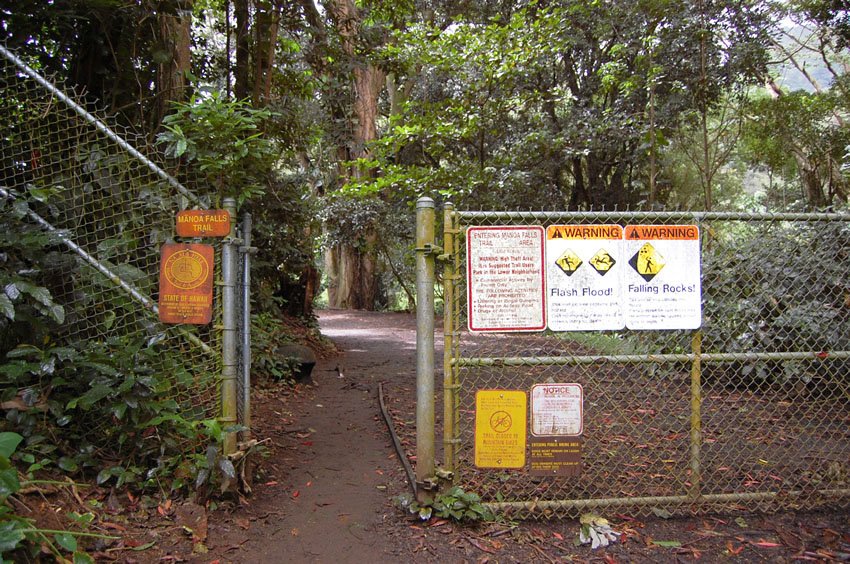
left=415, top=196, right=437, bottom=501
left=240, top=212, right=254, bottom=443
left=689, top=330, right=703, bottom=502
left=220, top=197, right=239, bottom=456
left=442, top=203, right=457, bottom=475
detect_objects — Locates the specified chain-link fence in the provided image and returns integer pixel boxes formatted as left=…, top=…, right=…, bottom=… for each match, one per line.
left=0, top=45, right=251, bottom=451
left=432, top=207, right=850, bottom=519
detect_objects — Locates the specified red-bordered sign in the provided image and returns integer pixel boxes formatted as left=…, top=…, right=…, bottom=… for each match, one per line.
left=530, top=383, right=584, bottom=436
left=466, top=226, right=546, bottom=332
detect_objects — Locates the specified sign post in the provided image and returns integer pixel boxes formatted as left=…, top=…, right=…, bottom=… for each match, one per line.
left=529, top=383, right=584, bottom=476
left=474, top=390, right=527, bottom=468
left=175, top=209, right=231, bottom=237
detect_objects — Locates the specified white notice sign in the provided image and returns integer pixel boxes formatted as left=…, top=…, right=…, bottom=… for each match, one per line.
left=467, top=226, right=546, bottom=332
left=531, top=383, right=583, bottom=436
left=545, top=225, right=625, bottom=331
left=623, top=225, right=702, bottom=330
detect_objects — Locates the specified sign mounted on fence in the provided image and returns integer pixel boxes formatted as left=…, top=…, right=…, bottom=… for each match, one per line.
left=529, top=437, right=583, bottom=477
left=545, top=225, right=625, bottom=331
left=158, top=243, right=215, bottom=325
left=175, top=209, right=231, bottom=237
left=531, top=383, right=583, bottom=436
left=474, top=390, right=527, bottom=468
left=623, top=225, right=702, bottom=330
left=467, top=226, right=546, bottom=332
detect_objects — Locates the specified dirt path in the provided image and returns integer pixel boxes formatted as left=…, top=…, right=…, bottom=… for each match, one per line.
left=139, top=310, right=849, bottom=563
left=197, top=310, right=423, bottom=563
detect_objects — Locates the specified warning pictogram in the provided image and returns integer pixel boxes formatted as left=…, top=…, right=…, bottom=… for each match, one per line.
left=628, top=242, right=665, bottom=282
left=555, top=249, right=583, bottom=276
left=546, top=224, right=624, bottom=331
left=475, top=390, right=527, bottom=468
left=623, top=225, right=701, bottom=330
left=589, top=249, right=616, bottom=276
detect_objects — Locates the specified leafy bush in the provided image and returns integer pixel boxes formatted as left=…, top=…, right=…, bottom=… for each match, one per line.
left=701, top=220, right=850, bottom=386
left=1, top=336, right=207, bottom=489
left=0, top=193, right=66, bottom=355
left=396, top=486, right=495, bottom=522
left=251, top=313, right=299, bottom=382
left=157, top=92, right=277, bottom=204
left=0, top=431, right=108, bottom=562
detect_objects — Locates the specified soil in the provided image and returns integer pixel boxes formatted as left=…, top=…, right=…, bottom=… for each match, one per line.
left=13, top=310, right=850, bottom=562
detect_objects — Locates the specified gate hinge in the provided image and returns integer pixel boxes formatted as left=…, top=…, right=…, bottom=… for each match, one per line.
left=415, top=243, right=443, bottom=256
left=435, top=467, right=454, bottom=481
left=436, top=252, right=453, bottom=262
left=417, top=476, right=439, bottom=491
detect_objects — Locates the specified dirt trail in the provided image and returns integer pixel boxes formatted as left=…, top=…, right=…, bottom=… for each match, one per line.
left=145, top=310, right=848, bottom=564
left=198, top=310, right=422, bottom=563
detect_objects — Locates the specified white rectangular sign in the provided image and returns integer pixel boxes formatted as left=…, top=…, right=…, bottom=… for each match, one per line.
left=467, top=226, right=546, bottom=332
left=531, top=383, right=583, bottom=436
left=545, top=225, right=625, bottom=331
left=623, top=225, right=702, bottom=330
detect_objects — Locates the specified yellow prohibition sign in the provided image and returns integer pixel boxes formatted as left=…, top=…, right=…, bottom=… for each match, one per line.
left=475, top=390, right=527, bottom=469
left=489, top=410, right=513, bottom=433
left=163, top=248, right=211, bottom=290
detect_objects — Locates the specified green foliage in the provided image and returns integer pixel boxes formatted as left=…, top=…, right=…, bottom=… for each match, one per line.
left=396, top=486, right=495, bottom=522
left=0, top=432, right=112, bottom=561
left=0, top=194, right=67, bottom=354
left=158, top=92, right=278, bottom=204
left=362, top=1, right=772, bottom=210
left=0, top=336, right=206, bottom=489
left=742, top=90, right=850, bottom=208
left=247, top=173, right=319, bottom=317
left=701, top=221, right=850, bottom=386
left=251, top=313, right=298, bottom=382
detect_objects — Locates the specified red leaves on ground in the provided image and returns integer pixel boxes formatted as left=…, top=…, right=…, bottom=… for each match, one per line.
left=726, top=540, right=744, bottom=555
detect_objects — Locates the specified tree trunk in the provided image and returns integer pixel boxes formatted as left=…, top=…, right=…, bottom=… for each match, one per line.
left=153, top=0, right=193, bottom=127
left=323, top=0, right=385, bottom=310
left=234, top=0, right=250, bottom=101
left=253, top=0, right=282, bottom=106
left=324, top=231, right=379, bottom=310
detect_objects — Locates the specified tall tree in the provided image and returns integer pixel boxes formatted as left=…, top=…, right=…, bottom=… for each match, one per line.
left=153, top=0, right=194, bottom=128
left=361, top=0, right=772, bottom=211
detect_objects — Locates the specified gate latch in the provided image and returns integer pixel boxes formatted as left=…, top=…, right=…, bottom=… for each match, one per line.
left=415, top=243, right=443, bottom=256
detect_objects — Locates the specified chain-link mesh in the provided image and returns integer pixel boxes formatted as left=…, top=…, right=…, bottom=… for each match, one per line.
left=0, top=47, right=221, bottom=441
left=443, top=210, right=850, bottom=519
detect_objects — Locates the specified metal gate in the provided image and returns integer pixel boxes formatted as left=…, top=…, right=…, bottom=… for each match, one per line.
left=415, top=197, right=850, bottom=518
left=0, top=45, right=253, bottom=457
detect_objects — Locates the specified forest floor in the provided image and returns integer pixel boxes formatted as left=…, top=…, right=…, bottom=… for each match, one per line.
left=16, top=310, right=850, bottom=562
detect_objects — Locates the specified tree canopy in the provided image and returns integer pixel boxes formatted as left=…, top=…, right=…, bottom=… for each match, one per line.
left=2, top=0, right=849, bottom=310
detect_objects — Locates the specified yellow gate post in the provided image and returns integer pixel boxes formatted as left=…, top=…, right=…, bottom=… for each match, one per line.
left=442, top=203, right=458, bottom=475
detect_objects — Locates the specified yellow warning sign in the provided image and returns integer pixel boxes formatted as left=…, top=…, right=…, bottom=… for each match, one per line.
left=555, top=249, right=582, bottom=277
left=589, top=249, right=616, bottom=276
left=475, top=390, right=527, bottom=468
left=629, top=242, right=665, bottom=282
